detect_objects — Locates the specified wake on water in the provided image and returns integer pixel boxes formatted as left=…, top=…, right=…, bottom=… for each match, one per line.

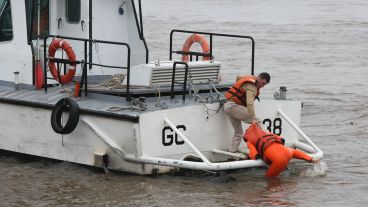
left=299, top=161, right=328, bottom=177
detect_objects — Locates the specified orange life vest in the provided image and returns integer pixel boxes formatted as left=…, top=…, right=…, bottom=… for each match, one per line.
left=224, top=75, right=260, bottom=106
left=244, top=123, right=284, bottom=160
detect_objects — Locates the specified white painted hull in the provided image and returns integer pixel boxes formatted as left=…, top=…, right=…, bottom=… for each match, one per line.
left=0, top=98, right=313, bottom=174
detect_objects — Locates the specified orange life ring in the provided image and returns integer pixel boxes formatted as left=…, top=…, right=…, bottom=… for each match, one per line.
left=181, top=34, right=210, bottom=62
left=48, top=39, right=76, bottom=84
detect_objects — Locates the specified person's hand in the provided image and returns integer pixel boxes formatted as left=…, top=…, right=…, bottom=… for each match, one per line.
left=253, top=117, right=262, bottom=127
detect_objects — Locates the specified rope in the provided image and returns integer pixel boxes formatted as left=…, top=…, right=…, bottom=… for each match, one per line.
left=98, top=74, right=126, bottom=89
left=202, top=99, right=225, bottom=118
left=106, top=98, right=146, bottom=112
left=155, top=87, right=168, bottom=109
left=189, top=79, right=207, bottom=103
left=93, top=40, right=106, bottom=77
left=209, top=78, right=225, bottom=98
left=92, top=40, right=126, bottom=89
left=107, top=106, right=131, bottom=111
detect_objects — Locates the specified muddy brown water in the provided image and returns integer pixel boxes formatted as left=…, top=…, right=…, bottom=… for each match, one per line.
left=1, top=0, right=368, bottom=206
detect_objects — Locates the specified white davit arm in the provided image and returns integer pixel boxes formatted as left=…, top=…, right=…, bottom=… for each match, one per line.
left=277, top=109, right=324, bottom=160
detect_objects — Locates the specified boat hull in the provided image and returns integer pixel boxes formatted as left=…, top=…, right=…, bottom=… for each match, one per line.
left=0, top=99, right=302, bottom=174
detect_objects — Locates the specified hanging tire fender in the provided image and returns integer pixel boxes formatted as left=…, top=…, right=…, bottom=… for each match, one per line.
left=51, top=98, right=80, bottom=134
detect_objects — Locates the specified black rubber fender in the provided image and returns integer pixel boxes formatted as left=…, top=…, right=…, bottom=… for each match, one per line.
left=51, top=98, right=80, bottom=134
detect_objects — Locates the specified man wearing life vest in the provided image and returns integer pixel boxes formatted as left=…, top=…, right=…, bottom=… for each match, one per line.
left=224, top=72, right=270, bottom=153
left=244, top=123, right=315, bottom=177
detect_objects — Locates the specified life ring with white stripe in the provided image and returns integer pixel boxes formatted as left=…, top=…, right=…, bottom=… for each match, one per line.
left=48, top=39, right=76, bottom=84
left=181, top=34, right=210, bottom=62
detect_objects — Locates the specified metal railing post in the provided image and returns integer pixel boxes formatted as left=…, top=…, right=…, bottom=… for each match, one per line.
left=171, top=61, right=189, bottom=101
left=169, top=29, right=255, bottom=74
left=42, top=35, right=131, bottom=100
left=164, top=117, right=211, bottom=164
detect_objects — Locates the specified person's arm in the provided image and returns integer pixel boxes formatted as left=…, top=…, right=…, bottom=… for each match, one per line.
left=291, top=148, right=313, bottom=162
left=242, top=83, right=258, bottom=122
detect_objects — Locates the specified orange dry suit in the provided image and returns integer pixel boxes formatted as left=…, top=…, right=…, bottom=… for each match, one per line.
left=225, top=75, right=260, bottom=106
left=244, top=123, right=313, bottom=177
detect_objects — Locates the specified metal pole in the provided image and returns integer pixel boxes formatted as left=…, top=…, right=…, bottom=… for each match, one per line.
left=170, top=63, right=177, bottom=99
left=82, top=117, right=266, bottom=171
left=277, top=109, right=323, bottom=159
left=126, top=45, right=131, bottom=101
left=182, top=63, right=189, bottom=101
left=251, top=39, right=255, bottom=75
left=164, top=117, right=211, bottom=164
left=138, top=0, right=143, bottom=39
left=43, top=37, right=47, bottom=92
left=84, top=40, right=88, bottom=96
left=169, top=31, right=174, bottom=60
left=89, top=0, right=93, bottom=69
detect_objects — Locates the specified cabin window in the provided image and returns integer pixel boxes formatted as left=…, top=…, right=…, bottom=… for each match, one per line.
left=66, top=0, right=81, bottom=23
left=25, top=0, right=49, bottom=41
left=0, top=0, right=13, bottom=42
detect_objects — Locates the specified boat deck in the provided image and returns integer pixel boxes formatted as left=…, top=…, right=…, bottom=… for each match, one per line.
left=0, top=83, right=230, bottom=121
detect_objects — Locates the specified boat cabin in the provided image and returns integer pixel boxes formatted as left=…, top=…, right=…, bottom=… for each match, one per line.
left=0, top=0, right=147, bottom=88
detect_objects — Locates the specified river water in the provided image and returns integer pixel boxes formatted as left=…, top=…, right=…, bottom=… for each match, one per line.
left=1, top=0, right=368, bottom=206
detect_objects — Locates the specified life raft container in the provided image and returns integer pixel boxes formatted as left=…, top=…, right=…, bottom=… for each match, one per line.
left=51, top=98, right=80, bottom=134
left=181, top=34, right=210, bottom=62
left=48, top=39, right=77, bottom=84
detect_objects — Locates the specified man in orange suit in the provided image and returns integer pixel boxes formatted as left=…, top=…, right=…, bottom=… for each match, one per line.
left=244, top=122, right=317, bottom=177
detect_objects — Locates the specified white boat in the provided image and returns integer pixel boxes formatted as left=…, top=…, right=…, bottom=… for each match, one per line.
left=0, top=0, right=323, bottom=174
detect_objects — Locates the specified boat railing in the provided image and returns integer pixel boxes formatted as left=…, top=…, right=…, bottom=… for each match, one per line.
left=43, top=35, right=132, bottom=101
left=170, top=61, right=189, bottom=101
left=169, top=29, right=256, bottom=75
